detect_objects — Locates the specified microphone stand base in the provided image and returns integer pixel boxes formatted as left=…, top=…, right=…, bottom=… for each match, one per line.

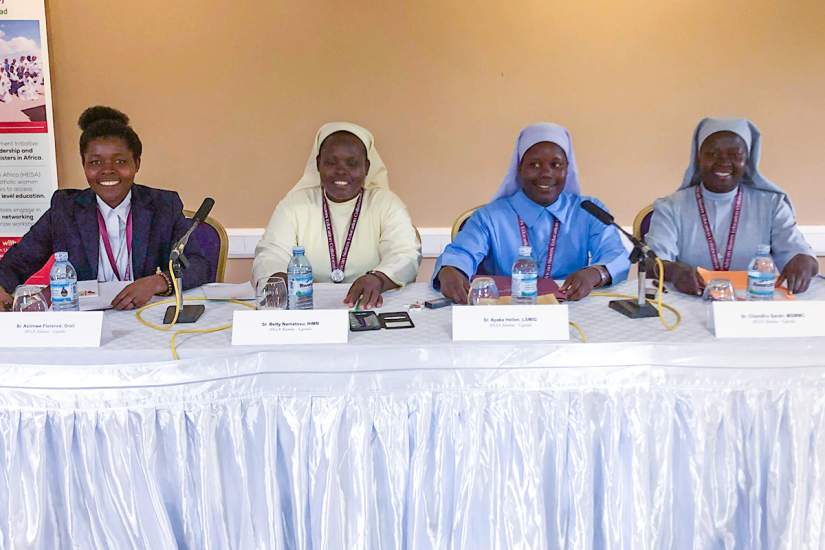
left=608, top=299, right=659, bottom=319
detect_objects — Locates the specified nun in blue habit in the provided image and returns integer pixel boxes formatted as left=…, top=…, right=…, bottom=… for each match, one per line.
left=433, top=122, right=630, bottom=303
left=646, top=117, right=818, bottom=295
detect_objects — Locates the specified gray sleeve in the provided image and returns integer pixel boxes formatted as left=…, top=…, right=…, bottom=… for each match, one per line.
left=770, top=197, right=815, bottom=271
left=645, top=197, right=681, bottom=263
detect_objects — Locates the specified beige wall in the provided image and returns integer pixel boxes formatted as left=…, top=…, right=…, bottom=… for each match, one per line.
left=45, top=0, right=825, bottom=234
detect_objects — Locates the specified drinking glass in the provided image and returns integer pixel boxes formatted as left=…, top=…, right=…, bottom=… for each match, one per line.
left=703, top=278, right=736, bottom=332
left=468, top=277, right=500, bottom=305
left=703, top=279, right=736, bottom=302
left=12, top=285, right=48, bottom=312
left=257, top=278, right=288, bottom=310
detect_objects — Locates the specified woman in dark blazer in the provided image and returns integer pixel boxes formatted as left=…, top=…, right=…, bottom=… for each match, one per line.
left=0, top=106, right=211, bottom=310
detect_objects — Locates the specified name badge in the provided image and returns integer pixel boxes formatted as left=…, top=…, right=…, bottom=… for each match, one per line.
left=231, top=310, right=348, bottom=345
left=452, top=304, right=569, bottom=342
left=0, top=312, right=104, bottom=347
left=712, top=301, right=825, bottom=338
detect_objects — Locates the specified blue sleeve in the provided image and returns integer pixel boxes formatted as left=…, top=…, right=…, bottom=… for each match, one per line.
left=586, top=197, right=630, bottom=284
left=431, top=209, right=492, bottom=290
left=645, top=197, right=680, bottom=263
left=770, top=197, right=815, bottom=272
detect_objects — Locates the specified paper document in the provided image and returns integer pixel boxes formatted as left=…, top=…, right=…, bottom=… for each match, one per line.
left=697, top=268, right=794, bottom=300
left=78, top=280, right=131, bottom=311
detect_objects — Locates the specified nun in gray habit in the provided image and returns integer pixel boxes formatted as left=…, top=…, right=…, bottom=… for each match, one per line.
left=645, top=117, right=818, bottom=295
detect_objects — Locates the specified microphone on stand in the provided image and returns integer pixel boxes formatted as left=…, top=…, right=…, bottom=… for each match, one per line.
left=165, top=197, right=215, bottom=326
left=171, top=197, right=215, bottom=263
left=580, top=200, right=656, bottom=260
left=580, top=200, right=659, bottom=319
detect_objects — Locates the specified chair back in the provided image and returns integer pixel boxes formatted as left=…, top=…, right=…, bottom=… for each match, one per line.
left=633, top=204, right=655, bottom=242
left=451, top=206, right=482, bottom=241
left=183, top=209, right=228, bottom=282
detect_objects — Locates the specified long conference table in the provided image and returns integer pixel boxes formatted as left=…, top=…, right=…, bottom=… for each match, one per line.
left=1, top=280, right=825, bottom=549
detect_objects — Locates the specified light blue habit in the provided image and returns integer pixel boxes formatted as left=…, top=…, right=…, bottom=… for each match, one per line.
left=433, top=123, right=629, bottom=287
left=646, top=117, right=814, bottom=271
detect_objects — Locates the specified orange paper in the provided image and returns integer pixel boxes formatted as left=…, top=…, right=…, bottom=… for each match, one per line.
left=696, top=268, right=794, bottom=300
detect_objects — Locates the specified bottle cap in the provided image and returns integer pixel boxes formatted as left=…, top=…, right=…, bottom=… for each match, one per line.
left=518, top=246, right=532, bottom=257
left=54, top=251, right=68, bottom=262
left=292, top=246, right=305, bottom=255
left=756, top=244, right=770, bottom=255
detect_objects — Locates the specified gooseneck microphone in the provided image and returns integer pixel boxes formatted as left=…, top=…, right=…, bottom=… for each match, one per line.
left=580, top=199, right=659, bottom=319
left=171, top=197, right=215, bottom=258
left=580, top=200, right=656, bottom=259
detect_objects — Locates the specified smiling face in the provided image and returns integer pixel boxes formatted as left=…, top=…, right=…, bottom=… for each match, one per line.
left=697, top=131, right=748, bottom=193
left=518, top=141, right=568, bottom=206
left=316, top=131, right=370, bottom=203
left=82, top=137, right=140, bottom=208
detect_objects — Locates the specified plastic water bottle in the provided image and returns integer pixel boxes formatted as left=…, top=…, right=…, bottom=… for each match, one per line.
left=287, top=246, right=313, bottom=310
left=511, top=245, right=538, bottom=305
left=747, top=244, right=776, bottom=301
left=50, top=251, right=79, bottom=311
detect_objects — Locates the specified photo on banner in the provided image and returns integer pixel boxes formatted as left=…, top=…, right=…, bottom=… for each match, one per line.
left=0, top=1, right=57, bottom=285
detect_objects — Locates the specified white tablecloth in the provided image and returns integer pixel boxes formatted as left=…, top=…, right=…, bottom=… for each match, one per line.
left=1, top=281, right=825, bottom=549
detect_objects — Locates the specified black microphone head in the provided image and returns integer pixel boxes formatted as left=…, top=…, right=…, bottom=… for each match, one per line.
left=580, top=199, right=614, bottom=225
left=193, top=197, right=215, bottom=222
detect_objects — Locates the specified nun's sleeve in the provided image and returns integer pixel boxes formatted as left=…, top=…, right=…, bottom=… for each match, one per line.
left=584, top=197, right=630, bottom=284
left=251, top=197, right=299, bottom=291
left=769, top=196, right=815, bottom=272
left=431, top=209, right=492, bottom=289
left=372, top=190, right=422, bottom=286
left=645, top=196, right=681, bottom=263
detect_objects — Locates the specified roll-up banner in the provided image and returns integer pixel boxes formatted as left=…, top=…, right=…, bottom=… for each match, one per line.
left=0, top=0, right=57, bottom=284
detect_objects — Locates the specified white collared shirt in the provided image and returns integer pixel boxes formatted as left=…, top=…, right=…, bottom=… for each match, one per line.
left=96, top=191, right=134, bottom=282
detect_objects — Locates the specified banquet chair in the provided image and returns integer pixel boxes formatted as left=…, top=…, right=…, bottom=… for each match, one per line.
left=451, top=206, right=482, bottom=241
left=633, top=204, right=655, bottom=241
left=183, top=208, right=229, bottom=282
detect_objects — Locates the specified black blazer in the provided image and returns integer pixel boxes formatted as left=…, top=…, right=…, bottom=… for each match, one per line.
left=0, top=185, right=212, bottom=292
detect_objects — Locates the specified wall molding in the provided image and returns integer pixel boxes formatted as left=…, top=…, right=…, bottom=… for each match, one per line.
left=227, top=225, right=825, bottom=259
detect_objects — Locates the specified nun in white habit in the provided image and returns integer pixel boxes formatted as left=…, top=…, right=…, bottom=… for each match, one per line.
left=646, top=117, right=818, bottom=295
left=252, top=122, right=421, bottom=309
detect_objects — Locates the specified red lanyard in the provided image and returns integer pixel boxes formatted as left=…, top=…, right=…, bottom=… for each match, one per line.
left=694, top=185, right=743, bottom=271
left=517, top=217, right=560, bottom=279
left=321, top=191, right=364, bottom=282
left=96, top=208, right=133, bottom=281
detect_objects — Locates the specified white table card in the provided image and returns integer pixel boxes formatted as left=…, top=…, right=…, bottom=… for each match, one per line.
left=712, top=301, right=825, bottom=338
left=452, top=304, right=570, bottom=342
left=0, top=312, right=104, bottom=347
left=231, top=310, right=348, bottom=345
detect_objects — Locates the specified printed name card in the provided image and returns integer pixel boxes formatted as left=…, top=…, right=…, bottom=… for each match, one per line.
left=231, top=310, right=348, bottom=345
left=0, top=312, right=104, bottom=347
left=452, top=304, right=570, bottom=342
left=712, top=301, right=825, bottom=338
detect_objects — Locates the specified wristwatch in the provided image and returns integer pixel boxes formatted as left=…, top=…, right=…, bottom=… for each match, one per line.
left=592, top=265, right=610, bottom=287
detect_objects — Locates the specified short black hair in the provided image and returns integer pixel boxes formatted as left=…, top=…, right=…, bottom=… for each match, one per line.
left=78, top=106, right=142, bottom=161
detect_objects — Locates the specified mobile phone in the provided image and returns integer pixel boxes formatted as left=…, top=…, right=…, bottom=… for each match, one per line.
left=349, top=310, right=381, bottom=331
left=163, top=304, right=205, bottom=324
left=379, top=311, right=415, bottom=329
left=424, top=297, right=452, bottom=309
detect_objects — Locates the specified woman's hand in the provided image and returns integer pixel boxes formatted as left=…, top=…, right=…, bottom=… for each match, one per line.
left=560, top=267, right=602, bottom=301
left=668, top=261, right=705, bottom=296
left=111, top=274, right=167, bottom=310
left=777, top=254, right=818, bottom=294
left=344, top=273, right=385, bottom=309
left=0, top=287, right=11, bottom=311
left=437, top=266, right=470, bottom=305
